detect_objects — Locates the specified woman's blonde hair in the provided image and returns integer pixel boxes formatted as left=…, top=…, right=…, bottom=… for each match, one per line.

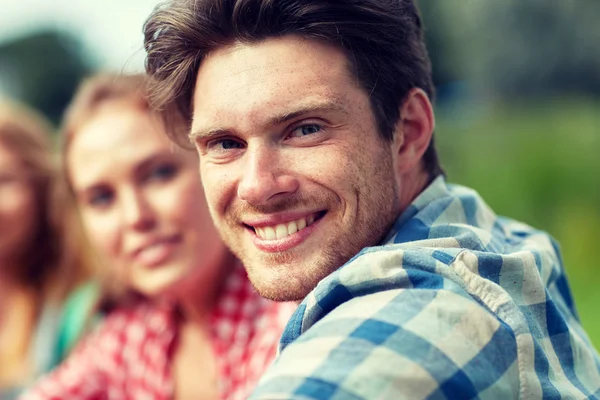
left=62, top=73, right=151, bottom=150
left=0, top=100, right=87, bottom=300
left=60, top=73, right=168, bottom=311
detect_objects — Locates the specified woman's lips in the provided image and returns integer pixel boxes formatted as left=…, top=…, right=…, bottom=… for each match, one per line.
left=132, top=235, right=182, bottom=268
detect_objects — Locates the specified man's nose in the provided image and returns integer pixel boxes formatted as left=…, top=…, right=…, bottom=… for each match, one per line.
left=237, top=145, right=299, bottom=206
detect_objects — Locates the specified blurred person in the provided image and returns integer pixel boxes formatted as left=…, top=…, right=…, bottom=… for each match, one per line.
left=142, top=0, right=600, bottom=398
left=0, top=101, right=86, bottom=399
left=21, top=74, right=295, bottom=400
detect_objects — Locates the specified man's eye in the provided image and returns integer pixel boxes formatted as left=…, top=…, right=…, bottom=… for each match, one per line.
left=290, top=124, right=322, bottom=137
left=207, top=138, right=244, bottom=151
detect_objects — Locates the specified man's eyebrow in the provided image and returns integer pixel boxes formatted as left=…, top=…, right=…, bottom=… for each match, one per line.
left=189, top=100, right=346, bottom=141
left=270, top=101, right=346, bottom=125
left=188, top=127, right=231, bottom=142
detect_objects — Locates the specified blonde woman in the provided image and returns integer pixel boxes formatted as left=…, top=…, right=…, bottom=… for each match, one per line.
left=23, top=74, right=295, bottom=400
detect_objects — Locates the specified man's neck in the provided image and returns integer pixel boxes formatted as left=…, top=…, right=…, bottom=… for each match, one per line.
left=398, top=169, right=432, bottom=213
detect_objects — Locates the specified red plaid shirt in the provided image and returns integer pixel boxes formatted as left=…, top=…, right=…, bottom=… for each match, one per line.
left=22, top=266, right=296, bottom=400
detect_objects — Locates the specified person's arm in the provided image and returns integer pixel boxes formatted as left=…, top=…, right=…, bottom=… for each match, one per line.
left=251, top=288, right=521, bottom=400
left=20, top=323, right=108, bottom=400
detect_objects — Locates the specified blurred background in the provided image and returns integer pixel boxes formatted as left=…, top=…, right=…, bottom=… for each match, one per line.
left=0, top=0, right=598, bottom=346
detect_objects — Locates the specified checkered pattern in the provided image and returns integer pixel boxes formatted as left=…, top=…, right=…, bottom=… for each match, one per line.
left=251, top=176, right=600, bottom=399
left=21, top=265, right=296, bottom=400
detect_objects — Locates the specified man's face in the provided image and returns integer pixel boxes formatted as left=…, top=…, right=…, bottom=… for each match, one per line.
left=191, top=36, right=402, bottom=301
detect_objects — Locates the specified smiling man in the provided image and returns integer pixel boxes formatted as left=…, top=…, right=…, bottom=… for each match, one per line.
left=143, top=0, right=600, bottom=398
left=188, top=36, right=424, bottom=303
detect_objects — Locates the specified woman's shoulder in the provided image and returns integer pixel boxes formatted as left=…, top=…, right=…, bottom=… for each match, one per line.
left=97, top=300, right=176, bottom=337
left=20, top=300, right=177, bottom=400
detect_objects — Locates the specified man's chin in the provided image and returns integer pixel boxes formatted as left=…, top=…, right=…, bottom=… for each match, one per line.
left=255, top=288, right=307, bottom=302
left=246, top=266, right=322, bottom=302
left=251, top=278, right=311, bottom=302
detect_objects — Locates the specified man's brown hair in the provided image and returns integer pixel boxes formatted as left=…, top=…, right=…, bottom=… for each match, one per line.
left=143, top=0, right=443, bottom=177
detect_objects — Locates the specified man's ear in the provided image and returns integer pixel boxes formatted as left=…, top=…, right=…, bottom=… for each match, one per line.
left=392, top=88, right=435, bottom=174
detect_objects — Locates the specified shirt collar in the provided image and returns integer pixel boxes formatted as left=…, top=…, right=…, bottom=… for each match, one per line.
left=382, top=174, right=449, bottom=245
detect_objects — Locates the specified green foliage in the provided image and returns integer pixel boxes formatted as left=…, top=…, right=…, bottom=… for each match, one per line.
left=418, top=0, right=600, bottom=98
left=436, top=98, right=600, bottom=348
left=0, top=30, right=92, bottom=126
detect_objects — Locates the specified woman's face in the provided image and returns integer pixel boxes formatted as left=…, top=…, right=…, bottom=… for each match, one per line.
left=0, top=141, right=37, bottom=268
left=68, top=102, right=228, bottom=298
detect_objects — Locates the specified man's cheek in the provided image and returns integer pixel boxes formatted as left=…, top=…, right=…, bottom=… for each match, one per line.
left=205, top=194, right=224, bottom=223
left=201, top=176, right=223, bottom=206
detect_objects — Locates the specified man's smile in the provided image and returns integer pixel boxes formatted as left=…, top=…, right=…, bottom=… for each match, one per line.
left=242, top=210, right=327, bottom=252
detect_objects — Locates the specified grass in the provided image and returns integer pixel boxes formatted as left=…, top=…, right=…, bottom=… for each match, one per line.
left=435, top=97, right=600, bottom=348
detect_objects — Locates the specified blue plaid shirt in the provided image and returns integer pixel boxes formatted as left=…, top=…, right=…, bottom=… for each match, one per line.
left=251, top=176, right=600, bottom=399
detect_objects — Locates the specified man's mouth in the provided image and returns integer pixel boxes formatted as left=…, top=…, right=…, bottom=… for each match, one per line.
left=248, top=211, right=326, bottom=241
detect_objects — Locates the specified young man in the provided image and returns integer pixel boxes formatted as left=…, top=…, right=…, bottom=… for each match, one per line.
left=143, top=0, right=600, bottom=398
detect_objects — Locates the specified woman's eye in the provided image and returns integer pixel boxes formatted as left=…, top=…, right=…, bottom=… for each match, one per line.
left=148, top=164, right=177, bottom=182
left=88, top=190, right=113, bottom=208
left=290, top=124, right=322, bottom=137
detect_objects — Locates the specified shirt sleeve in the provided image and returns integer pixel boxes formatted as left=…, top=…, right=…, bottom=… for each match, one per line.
left=250, top=288, right=521, bottom=400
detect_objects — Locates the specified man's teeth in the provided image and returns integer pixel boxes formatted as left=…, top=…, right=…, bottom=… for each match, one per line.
left=254, top=215, right=315, bottom=240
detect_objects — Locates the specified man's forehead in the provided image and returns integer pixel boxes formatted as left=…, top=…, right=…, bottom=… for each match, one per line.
left=195, top=38, right=353, bottom=95
left=191, top=37, right=360, bottom=128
